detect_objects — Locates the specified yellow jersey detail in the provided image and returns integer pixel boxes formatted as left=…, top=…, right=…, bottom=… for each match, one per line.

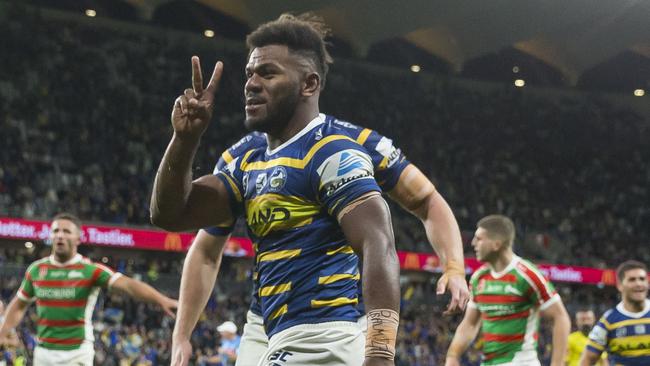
left=318, top=273, right=360, bottom=285
left=269, top=304, right=288, bottom=320
left=326, top=246, right=355, bottom=255
left=257, top=249, right=302, bottom=263
left=221, top=150, right=234, bottom=164
left=356, top=128, right=372, bottom=145
left=246, top=194, right=318, bottom=236
left=311, top=297, right=359, bottom=308
left=259, top=282, right=292, bottom=297
left=239, top=135, right=356, bottom=172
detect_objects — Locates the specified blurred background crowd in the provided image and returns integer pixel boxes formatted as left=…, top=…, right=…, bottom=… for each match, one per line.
left=0, top=1, right=647, bottom=365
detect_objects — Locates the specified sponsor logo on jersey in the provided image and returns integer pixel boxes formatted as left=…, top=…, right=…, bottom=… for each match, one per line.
left=256, top=173, right=268, bottom=194
left=38, top=267, right=48, bottom=280
left=315, top=128, right=323, bottom=141
left=35, top=287, right=76, bottom=299
left=616, top=327, right=628, bottom=338
left=250, top=207, right=291, bottom=226
left=317, top=149, right=374, bottom=197
left=268, top=167, right=287, bottom=192
left=505, top=284, right=523, bottom=296
left=67, top=270, right=84, bottom=279
left=49, top=270, right=66, bottom=278
left=243, top=172, right=250, bottom=193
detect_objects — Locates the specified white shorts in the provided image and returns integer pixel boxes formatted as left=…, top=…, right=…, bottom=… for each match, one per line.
left=33, top=342, right=94, bottom=366
left=236, top=311, right=269, bottom=366
left=256, top=321, right=364, bottom=366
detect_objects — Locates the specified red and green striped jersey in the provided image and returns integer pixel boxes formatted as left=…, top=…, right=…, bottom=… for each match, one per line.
left=17, top=254, right=122, bottom=350
left=468, top=255, right=559, bottom=365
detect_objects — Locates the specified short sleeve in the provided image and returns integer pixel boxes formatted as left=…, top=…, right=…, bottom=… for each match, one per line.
left=586, top=315, right=609, bottom=354
left=517, top=261, right=559, bottom=310
left=17, top=266, right=36, bottom=303
left=312, top=140, right=381, bottom=217
left=92, top=262, right=123, bottom=289
left=214, top=151, right=245, bottom=218
left=361, top=130, right=410, bottom=191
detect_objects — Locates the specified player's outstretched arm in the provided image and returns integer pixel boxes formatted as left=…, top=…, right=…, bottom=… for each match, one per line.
left=172, top=230, right=228, bottom=366
left=0, top=298, right=29, bottom=346
left=340, top=195, right=400, bottom=366
left=150, top=56, right=232, bottom=232
left=111, top=276, right=178, bottom=318
left=388, top=164, right=469, bottom=314
left=542, top=300, right=571, bottom=366
left=444, top=305, right=481, bottom=366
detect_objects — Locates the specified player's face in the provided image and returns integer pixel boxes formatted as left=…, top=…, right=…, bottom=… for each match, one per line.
left=244, top=45, right=302, bottom=133
left=471, top=227, right=499, bottom=262
left=575, top=310, right=595, bottom=334
left=50, top=219, right=81, bottom=261
left=618, top=268, right=649, bottom=305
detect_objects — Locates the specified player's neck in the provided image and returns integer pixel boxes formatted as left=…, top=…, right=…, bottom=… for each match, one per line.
left=489, top=250, right=513, bottom=273
left=622, top=298, right=646, bottom=313
left=267, top=105, right=319, bottom=150
left=53, top=252, right=76, bottom=264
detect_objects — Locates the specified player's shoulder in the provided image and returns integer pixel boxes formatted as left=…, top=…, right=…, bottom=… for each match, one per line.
left=599, top=308, right=617, bottom=324
left=225, top=132, right=266, bottom=159
left=25, top=256, right=51, bottom=273
left=515, top=257, right=547, bottom=279
left=470, top=264, right=491, bottom=283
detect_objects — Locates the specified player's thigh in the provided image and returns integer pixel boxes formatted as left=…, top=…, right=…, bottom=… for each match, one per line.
left=257, top=321, right=364, bottom=366
left=236, top=311, right=269, bottom=366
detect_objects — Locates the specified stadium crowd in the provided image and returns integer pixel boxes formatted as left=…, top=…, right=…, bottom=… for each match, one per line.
left=0, top=4, right=647, bottom=365
left=1, top=5, right=649, bottom=268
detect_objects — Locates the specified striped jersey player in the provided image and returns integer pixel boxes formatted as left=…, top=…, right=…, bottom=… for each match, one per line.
left=206, top=114, right=410, bottom=320
left=213, top=114, right=392, bottom=338
left=468, top=256, right=558, bottom=364
left=17, top=254, right=121, bottom=350
left=582, top=260, right=650, bottom=366
left=0, top=214, right=177, bottom=366
left=446, top=215, right=570, bottom=366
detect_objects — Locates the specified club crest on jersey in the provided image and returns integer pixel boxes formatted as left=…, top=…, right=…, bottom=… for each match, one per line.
left=268, top=167, right=287, bottom=192
left=255, top=173, right=268, bottom=194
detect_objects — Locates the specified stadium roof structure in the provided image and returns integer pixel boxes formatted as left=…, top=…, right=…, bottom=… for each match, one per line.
left=133, top=0, right=650, bottom=86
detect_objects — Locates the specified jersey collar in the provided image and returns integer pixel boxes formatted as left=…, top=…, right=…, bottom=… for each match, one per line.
left=49, top=253, right=82, bottom=267
left=616, top=299, right=650, bottom=318
left=489, top=255, right=520, bottom=278
left=265, top=113, right=325, bottom=156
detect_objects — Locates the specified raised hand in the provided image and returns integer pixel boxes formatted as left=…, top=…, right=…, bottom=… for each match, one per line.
left=171, top=56, right=223, bottom=141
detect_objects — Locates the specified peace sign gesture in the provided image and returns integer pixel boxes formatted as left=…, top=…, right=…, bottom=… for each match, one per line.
left=171, top=56, right=223, bottom=141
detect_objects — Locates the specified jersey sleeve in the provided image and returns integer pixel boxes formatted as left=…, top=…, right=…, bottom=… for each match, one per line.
left=213, top=145, right=247, bottom=220
left=518, top=260, right=559, bottom=310
left=204, top=151, right=240, bottom=235
left=466, top=268, right=483, bottom=309
left=360, top=129, right=410, bottom=192
left=311, top=138, right=381, bottom=217
left=586, top=313, right=610, bottom=355
left=92, top=262, right=123, bottom=289
left=16, top=265, right=36, bottom=303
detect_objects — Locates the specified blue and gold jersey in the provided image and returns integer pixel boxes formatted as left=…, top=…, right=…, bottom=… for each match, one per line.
left=211, top=114, right=409, bottom=337
left=587, top=299, right=650, bottom=365
left=205, top=114, right=411, bottom=321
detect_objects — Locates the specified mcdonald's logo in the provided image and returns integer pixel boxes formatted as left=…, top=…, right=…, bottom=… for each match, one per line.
left=403, top=253, right=421, bottom=270
left=164, top=233, right=182, bottom=251
left=601, top=269, right=616, bottom=285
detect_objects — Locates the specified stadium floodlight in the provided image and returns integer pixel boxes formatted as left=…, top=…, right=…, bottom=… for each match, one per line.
left=85, top=9, right=97, bottom=17
left=634, top=89, right=645, bottom=97
left=204, top=29, right=215, bottom=38
left=24, top=241, right=34, bottom=249
left=410, top=64, right=421, bottom=73
left=514, top=79, right=525, bottom=87
left=512, top=66, right=520, bottom=73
